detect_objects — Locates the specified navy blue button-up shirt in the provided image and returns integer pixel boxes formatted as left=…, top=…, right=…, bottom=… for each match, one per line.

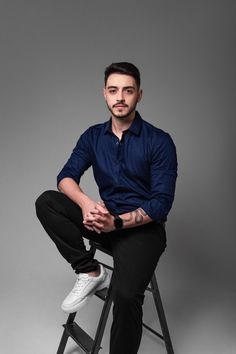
left=57, top=112, right=177, bottom=222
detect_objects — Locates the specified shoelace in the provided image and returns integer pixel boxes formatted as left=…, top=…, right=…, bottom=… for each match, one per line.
left=72, top=274, right=90, bottom=294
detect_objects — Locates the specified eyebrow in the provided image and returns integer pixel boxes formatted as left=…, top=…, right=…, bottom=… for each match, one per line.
left=107, top=85, right=136, bottom=89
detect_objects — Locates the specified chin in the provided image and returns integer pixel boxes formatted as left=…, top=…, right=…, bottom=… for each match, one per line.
left=112, top=109, right=135, bottom=120
left=114, top=113, right=127, bottom=118
left=114, top=114, right=131, bottom=119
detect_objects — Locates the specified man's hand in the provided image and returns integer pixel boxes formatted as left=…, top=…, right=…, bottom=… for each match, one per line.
left=58, top=179, right=106, bottom=233
left=58, top=178, right=115, bottom=233
left=83, top=202, right=115, bottom=233
left=80, top=198, right=102, bottom=232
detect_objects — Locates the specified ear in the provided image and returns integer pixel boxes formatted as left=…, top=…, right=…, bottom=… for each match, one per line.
left=103, top=87, right=106, bottom=100
left=138, top=89, right=143, bottom=102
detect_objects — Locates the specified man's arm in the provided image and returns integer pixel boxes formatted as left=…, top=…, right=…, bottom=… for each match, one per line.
left=120, top=208, right=152, bottom=228
left=59, top=177, right=95, bottom=212
left=140, top=132, right=177, bottom=222
left=58, top=177, right=106, bottom=232
left=57, top=129, right=108, bottom=232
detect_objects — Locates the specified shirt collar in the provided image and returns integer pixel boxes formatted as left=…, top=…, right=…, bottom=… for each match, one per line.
left=104, top=111, right=143, bottom=136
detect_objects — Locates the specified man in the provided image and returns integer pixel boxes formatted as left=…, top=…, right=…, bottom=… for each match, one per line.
left=35, top=62, right=177, bottom=354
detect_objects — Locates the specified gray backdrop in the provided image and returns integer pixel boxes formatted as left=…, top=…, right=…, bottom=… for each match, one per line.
left=1, top=1, right=235, bottom=353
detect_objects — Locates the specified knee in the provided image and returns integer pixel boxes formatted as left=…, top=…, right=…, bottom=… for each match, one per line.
left=112, top=287, right=144, bottom=309
left=35, top=190, right=55, bottom=216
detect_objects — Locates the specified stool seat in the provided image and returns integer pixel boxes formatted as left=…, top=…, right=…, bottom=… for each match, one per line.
left=56, top=240, right=174, bottom=354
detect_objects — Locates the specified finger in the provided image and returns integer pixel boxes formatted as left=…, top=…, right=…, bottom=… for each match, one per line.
left=83, top=221, right=94, bottom=228
left=85, top=211, right=99, bottom=219
left=90, top=209, right=102, bottom=216
left=88, top=209, right=100, bottom=215
left=90, top=208, right=105, bottom=215
left=92, top=221, right=104, bottom=229
left=84, top=215, right=96, bottom=222
left=95, top=204, right=109, bottom=214
left=100, top=201, right=108, bottom=211
left=84, top=215, right=105, bottom=225
left=83, top=217, right=97, bottom=225
left=88, top=212, right=106, bottom=223
left=94, top=215, right=106, bottom=222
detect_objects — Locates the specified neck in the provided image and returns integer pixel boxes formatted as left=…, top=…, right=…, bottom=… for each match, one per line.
left=111, top=111, right=136, bottom=139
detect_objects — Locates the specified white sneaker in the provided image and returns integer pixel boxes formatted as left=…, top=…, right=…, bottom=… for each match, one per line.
left=61, top=264, right=110, bottom=313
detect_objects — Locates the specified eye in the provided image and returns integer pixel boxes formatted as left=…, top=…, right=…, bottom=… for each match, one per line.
left=108, top=89, right=117, bottom=94
left=126, top=89, right=134, bottom=94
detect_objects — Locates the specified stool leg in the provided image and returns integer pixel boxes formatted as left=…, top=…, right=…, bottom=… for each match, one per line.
left=150, top=275, right=174, bottom=354
left=92, top=287, right=113, bottom=354
left=57, top=312, right=76, bottom=354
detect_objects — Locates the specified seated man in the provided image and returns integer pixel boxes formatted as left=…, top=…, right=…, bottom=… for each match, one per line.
left=35, top=62, right=177, bottom=354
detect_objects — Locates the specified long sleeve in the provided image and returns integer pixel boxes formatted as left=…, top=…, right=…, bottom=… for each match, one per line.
left=141, top=132, right=177, bottom=222
left=57, top=129, right=92, bottom=187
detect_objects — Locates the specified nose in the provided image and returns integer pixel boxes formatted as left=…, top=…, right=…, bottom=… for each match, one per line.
left=116, top=89, right=125, bottom=102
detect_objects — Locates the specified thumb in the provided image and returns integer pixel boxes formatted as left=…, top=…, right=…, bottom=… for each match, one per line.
left=95, top=203, right=109, bottom=214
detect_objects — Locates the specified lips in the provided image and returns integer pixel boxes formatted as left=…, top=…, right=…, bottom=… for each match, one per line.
left=114, top=104, right=127, bottom=108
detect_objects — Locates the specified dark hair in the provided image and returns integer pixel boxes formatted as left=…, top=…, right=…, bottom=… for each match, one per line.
left=104, top=62, right=141, bottom=88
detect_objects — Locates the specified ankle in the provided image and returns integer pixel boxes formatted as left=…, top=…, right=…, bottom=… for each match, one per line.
left=87, top=267, right=100, bottom=277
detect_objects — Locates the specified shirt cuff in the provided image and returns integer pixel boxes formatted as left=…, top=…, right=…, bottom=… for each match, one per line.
left=141, top=199, right=167, bottom=223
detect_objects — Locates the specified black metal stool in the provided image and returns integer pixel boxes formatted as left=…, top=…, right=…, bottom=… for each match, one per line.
left=57, top=240, right=174, bottom=354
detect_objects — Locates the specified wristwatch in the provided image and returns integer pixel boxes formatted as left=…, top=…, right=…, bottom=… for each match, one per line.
left=113, top=215, right=123, bottom=229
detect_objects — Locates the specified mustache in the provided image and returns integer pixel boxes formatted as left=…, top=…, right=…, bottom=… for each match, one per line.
left=113, top=103, right=128, bottom=108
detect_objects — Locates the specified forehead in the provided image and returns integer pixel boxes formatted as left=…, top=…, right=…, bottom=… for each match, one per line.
left=106, top=73, right=137, bottom=88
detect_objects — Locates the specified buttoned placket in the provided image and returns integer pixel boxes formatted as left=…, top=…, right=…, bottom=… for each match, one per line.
left=112, top=131, right=127, bottom=185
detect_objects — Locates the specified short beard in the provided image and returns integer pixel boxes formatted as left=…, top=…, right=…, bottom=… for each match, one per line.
left=106, top=103, right=137, bottom=120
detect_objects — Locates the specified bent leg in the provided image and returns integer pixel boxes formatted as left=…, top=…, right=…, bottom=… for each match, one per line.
left=109, top=222, right=166, bottom=354
left=35, top=190, right=110, bottom=273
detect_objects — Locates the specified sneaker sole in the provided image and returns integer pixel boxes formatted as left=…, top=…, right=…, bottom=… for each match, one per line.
left=61, top=293, right=93, bottom=313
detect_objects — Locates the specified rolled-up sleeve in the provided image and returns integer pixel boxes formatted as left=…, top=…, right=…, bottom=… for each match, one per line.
left=141, top=132, right=177, bottom=222
left=57, top=129, right=92, bottom=187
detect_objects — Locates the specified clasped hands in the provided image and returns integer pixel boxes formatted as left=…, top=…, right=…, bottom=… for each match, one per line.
left=83, top=201, right=115, bottom=234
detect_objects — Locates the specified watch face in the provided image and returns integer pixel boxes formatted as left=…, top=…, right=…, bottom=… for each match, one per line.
left=114, top=216, right=123, bottom=229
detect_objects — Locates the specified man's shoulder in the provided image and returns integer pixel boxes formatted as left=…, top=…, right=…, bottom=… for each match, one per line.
left=89, top=121, right=107, bottom=130
left=139, top=116, right=176, bottom=154
left=80, top=121, right=107, bottom=137
left=141, top=117, right=171, bottom=141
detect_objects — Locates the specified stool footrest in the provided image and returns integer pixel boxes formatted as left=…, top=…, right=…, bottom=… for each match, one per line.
left=63, top=322, right=99, bottom=354
left=142, top=322, right=164, bottom=340
left=95, top=287, right=109, bottom=301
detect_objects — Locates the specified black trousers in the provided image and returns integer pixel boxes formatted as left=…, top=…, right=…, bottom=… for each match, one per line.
left=35, top=190, right=167, bottom=354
